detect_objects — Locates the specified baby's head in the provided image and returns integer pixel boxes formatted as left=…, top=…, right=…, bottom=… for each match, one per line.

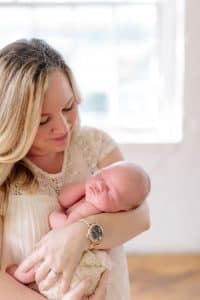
left=86, top=161, right=150, bottom=212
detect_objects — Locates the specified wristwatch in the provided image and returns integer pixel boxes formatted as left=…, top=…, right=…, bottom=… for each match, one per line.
left=80, top=219, right=104, bottom=250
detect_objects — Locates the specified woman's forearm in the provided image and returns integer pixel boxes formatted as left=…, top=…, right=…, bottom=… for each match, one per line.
left=83, top=200, right=150, bottom=250
left=0, top=271, right=46, bottom=300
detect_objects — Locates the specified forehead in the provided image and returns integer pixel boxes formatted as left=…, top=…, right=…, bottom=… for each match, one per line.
left=42, top=71, right=73, bottom=111
left=101, top=165, right=131, bottom=187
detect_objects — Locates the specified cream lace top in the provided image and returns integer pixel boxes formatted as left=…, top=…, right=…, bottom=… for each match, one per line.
left=1, top=126, right=130, bottom=300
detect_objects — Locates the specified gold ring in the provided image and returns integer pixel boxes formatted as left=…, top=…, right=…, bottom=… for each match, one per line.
left=50, top=268, right=61, bottom=277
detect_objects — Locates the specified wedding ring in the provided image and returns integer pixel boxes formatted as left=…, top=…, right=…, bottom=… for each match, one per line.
left=50, top=268, right=61, bottom=277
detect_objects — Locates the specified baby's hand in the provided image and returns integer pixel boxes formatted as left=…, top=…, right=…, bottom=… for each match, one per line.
left=6, top=264, right=35, bottom=284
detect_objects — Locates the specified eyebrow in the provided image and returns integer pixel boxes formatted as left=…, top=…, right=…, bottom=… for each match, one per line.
left=41, top=95, right=74, bottom=116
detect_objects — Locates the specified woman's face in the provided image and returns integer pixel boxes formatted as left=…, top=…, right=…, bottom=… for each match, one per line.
left=28, top=71, right=78, bottom=157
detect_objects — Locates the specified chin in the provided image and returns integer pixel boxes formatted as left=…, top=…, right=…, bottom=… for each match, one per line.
left=51, top=145, right=67, bottom=152
left=51, top=139, right=69, bottom=150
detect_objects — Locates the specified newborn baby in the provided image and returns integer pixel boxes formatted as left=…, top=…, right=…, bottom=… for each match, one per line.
left=50, top=161, right=150, bottom=228
left=7, top=161, right=150, bottom=299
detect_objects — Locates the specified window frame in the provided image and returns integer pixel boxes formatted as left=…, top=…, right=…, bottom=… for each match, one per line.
left=0, top=0, right=185, bottom=143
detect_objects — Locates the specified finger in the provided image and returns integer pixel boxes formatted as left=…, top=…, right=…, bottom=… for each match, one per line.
left=39, top=268, right=62, bottom=291
left=34, top=234, right=49, bottom=249
left=90, top=271, right=109, bottom=299
left=15, top=267, right=35, bottom=284
left=6, top=264, right=18, bottom=276
left=62, top=278, right=91, bottom=300
left=61, top=268, right=76, bottom=294
left=99, top=270, right=109, bottom=286
left=19, top=247, right=46, bottom=272
left=35, top=257, right=51, bottom=283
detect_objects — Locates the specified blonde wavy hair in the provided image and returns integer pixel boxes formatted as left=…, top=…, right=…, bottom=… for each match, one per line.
left=0, top=38, right=81, bottom=214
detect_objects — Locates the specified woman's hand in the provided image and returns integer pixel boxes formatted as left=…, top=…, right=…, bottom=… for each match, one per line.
left=62, top=271, right=108, bottom=300
left=18, top=222, right=89, bottom=294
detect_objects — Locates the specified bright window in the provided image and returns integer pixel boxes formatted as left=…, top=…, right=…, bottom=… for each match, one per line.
left=0, top=0, right=184, bottom=143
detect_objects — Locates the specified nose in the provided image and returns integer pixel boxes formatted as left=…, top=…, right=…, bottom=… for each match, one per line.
left=51, top=114, right=70, bottom=136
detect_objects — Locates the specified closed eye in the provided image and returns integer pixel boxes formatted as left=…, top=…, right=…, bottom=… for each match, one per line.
left=62, top=98, right=74, bottom=112
left=39, top=98, right=74, bottom=125
left=40, top=117, right=49, bottom=125
left=97, top=174, right=109, bottom=190
left=63, top=103, right=73, bottom=112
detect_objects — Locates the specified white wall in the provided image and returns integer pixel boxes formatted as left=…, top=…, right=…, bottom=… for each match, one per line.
left=123, top=0, right=200, bottom=253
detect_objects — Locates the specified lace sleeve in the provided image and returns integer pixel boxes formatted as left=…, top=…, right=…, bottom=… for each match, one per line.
left=79, top=127, right=118, bottom=168
left=97, top=129, right=118, bottom=163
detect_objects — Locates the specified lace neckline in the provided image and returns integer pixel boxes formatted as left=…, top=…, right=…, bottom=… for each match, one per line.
left=23, top=146, right=68, bottom=178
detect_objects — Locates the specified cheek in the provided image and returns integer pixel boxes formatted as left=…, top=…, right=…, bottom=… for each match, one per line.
left=67, top=107, right=78, bottom=125
left=32, top=127, right=49, bottom=145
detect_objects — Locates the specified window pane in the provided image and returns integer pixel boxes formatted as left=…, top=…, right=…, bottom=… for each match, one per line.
left=5, top=1, right=158, bottom=3
left=0, top=8, right=32, bottom=42
left=0, top=3, right=157, bottom=129
left=116, top=5, right=157, bottom=127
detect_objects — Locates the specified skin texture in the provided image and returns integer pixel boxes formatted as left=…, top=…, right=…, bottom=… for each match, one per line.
left=50, top=161, right=150, bottom=227
left=2, top=70, right=150, bottom=300
left=27, top=70, right=78, bottom=174
left=6, top=160, right=150, bottom=290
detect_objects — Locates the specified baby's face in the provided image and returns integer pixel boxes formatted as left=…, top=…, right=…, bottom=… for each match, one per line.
left=85, top=167, right=119, bottom=205
left=86, top=163, right=146, bottom=212
left=85, top=166, right=134, bottom=213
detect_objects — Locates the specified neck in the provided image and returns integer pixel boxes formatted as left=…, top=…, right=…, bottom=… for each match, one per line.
left=26, top=152, right=64, bottom=173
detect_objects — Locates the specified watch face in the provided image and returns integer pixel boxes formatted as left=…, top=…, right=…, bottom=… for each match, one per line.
left=90, top=224, right=103, bottom=242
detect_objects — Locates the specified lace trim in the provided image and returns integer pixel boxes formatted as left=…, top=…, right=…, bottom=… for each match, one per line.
left=9, top=127, right=116, bottom=197
left=75, top=130, right=98, bottom=174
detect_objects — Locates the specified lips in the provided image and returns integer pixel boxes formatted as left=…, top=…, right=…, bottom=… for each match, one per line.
left=52, top=133, right=68, bottom=141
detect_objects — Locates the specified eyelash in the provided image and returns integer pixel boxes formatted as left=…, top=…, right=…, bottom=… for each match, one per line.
left=63, top=103, right=73, bottom=112
left=39, top=103, right=74, bottom=126
left=40, top=119, right=49, bottom=126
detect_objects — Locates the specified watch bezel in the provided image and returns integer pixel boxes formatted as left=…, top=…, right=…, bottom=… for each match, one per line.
left=79, top=219, right=104, bottom=250
left=87, top=223, right=104, bottom=248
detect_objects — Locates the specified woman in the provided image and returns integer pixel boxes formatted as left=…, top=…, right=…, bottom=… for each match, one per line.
left=0, top=39, right=150, bottom=299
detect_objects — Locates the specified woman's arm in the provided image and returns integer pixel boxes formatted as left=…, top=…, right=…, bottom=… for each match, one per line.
left=83, top=200, right=150, bottom=250
left=84, top=146, right=150, bottom=249
left=19, top=147, right=150, bottom=294
left=0, top=271, right=47, bottom=300
left=0, top=216, right=46, bottom=300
